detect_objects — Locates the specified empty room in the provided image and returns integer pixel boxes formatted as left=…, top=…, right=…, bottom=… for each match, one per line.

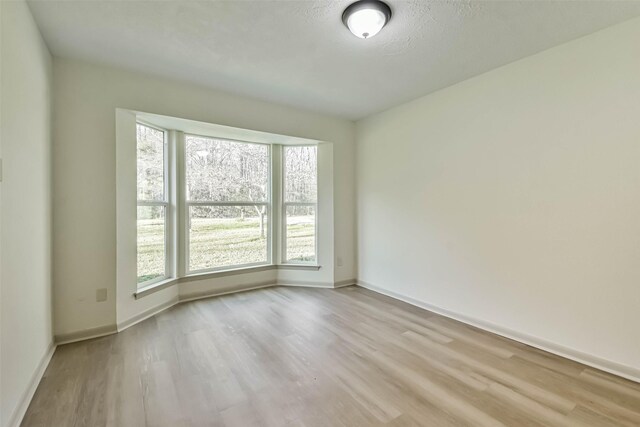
left=2, top=0, right=640, bottom=425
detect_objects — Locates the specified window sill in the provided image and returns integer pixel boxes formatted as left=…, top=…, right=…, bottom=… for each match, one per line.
left=180, top=264, right=276, bottom=282
left=278, top=264, right=321, bottom=271
left=135, top=277, right=178, bottom=299
left=134, top=263, right=322, bottom=299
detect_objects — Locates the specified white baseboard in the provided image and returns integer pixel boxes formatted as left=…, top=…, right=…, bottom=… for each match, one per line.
left=122, top=280, right=351, bottom=330
left=57, top=283, right=276, bottom=345
left=55, top=324, right=118, bottom=345
left=53, top=279, right=639, bottom=386
left=279, top=281, right=334, bottom=288
left=117, top=296, right=180, bottom=332
left=178, top=281, right=276, bottom=303
left=334, top=278, right=357, bottom=288
left=8, top=341, right=56, bottom=427
left=53, top=280, right=352, bottom=346
left=357, top=280, right=640, bottom=384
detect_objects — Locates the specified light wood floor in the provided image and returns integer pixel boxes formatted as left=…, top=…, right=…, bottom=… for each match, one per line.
left=22, top=286, right=640, bottom=426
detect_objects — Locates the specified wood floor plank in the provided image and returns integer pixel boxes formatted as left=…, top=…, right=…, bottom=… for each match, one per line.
left=21, top=286, right=640, bottom=426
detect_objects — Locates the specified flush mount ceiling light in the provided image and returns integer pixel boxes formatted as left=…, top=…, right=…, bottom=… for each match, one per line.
left=342, top=0, right=392, bottom=39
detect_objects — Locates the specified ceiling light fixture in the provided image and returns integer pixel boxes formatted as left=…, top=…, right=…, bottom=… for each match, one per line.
left=342, top=0, right=392, bottom=39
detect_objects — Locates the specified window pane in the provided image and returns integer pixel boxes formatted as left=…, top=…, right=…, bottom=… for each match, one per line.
left=284, top=146, right=317, bottom=202
left=189, top=205, right=268, bottom=271
left=185, top=135, right=269, bottom=202
left=137, top=124, right=165, bottom=201
left=137, top=205, right=166, bottom=284
left=286, top=205, right=315, bottom=262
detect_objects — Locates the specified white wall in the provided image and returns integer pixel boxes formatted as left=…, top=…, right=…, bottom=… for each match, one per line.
left=53, top=58, right=356, bottom=338
left=357, top=17, right=640, bottom=378
left=0, top=1, right=53, bottom=426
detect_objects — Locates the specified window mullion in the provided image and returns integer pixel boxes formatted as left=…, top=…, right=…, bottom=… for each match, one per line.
left=271, top=144, right=282, bottom=265
left=186, top=201, right=268, bottom=207
left=176, top=131, right=187, bottom=278
left=166, top=130, right=177, bottom=281
left=137, top=200, right=168, bottom=206
left=283, top=202, right=316, bottom=207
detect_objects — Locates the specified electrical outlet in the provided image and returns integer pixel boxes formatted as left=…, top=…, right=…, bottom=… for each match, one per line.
left=96, top=288, right=108, bottom=302
left=337, top=257, right=344, bottom=267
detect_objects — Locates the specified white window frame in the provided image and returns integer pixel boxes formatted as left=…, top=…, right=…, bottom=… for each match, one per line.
left=281, top=145, right=318, bottom=265
left=136, top=122, right=172, bottom=288
left=183, top=133, right=273, bottom=274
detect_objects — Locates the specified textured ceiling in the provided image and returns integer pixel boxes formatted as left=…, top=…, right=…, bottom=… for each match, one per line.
left=28, top=0, right=640, bottom=120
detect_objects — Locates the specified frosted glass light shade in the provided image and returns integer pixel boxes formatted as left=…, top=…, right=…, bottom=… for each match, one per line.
left=347, top=8, right=386, bottom=39
left=342, top=1, right=392, bottom=39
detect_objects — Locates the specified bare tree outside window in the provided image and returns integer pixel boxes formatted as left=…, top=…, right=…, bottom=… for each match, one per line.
left=185, top=135, right=270, bottom=271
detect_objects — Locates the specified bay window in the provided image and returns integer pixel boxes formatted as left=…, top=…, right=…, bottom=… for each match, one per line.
left=134, top=122, right=318, bottom=289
